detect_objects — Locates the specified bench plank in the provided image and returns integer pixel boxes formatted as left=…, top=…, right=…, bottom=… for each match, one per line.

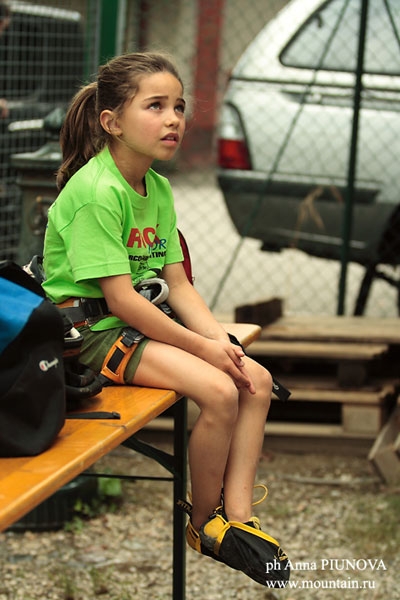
left=248, top=340, right=388, bottom=361
left=273, top=375, right=397, bottom=404
left=226, top=322, right=261, bottom=347
left=0, top=387, right=178, bottom=531
left=260, top=315, right=400, bottom=345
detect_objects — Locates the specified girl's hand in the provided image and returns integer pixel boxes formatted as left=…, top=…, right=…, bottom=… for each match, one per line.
left=200, top=338, right=256, bottom=394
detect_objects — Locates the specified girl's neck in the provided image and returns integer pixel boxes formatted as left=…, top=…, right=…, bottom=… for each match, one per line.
left=109, top=144, right=151, bottom=196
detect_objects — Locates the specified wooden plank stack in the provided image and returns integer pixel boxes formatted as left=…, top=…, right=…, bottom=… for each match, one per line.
left=239, top=303, right=400, bottom=458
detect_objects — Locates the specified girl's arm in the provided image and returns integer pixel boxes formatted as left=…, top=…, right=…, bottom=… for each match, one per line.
left=164, top=262, right=256, bottom=393
left=162, top=262, right=231, bottom=341
left=98, top=270, right=255, bottom=392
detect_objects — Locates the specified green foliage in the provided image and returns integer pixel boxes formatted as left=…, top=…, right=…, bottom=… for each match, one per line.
left=98, top=475, right=123, bottom=498
left=64, top=474, right=123, bottom=532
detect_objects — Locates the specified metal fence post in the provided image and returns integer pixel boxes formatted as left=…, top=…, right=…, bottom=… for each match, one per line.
left=337, top=0, right=370, bottom=315
left=99, top=0, right=120, bottom=63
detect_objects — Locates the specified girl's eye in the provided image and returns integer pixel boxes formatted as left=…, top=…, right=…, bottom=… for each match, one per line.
left=147, top=101, right=185, bottom=113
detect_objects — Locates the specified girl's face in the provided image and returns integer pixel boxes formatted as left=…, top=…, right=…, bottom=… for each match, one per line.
left=108, top=71, right=186, bottom=164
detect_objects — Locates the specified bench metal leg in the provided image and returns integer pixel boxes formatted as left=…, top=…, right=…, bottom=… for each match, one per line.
left=121, top=397, right=188, bottom=599
left=172, top=397, right=187, bottom=600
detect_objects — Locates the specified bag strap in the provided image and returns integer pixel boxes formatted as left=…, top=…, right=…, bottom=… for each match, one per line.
left=228, top=333, right=291, bottom=402
left=66, top=411, right=121, bottom=420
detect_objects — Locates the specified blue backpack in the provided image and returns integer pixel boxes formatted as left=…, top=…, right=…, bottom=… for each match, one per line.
left=0, top=259, right=115, bottom=457
left=0, top=260, right=66, bottom=457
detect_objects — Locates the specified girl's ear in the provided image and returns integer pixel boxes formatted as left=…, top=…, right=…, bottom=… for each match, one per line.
left=100, top=110, right=122, bottom=136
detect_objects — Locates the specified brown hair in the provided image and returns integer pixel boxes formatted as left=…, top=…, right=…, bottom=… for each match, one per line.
left=56, top=52, right=183, bottom=190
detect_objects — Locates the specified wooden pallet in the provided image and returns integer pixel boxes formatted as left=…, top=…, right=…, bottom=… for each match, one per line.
left=249, top=339, right=389, bottom=386
left=368, top=398, right=400, bottom=484
left=263, top=422, right=376, bottom=456
left=247, top=313, right=400, bottom=452
left=268, top=375, right=397, bottom=435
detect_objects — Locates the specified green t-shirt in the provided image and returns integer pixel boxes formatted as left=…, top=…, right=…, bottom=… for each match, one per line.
left=43, top=147, right=183, bottom=330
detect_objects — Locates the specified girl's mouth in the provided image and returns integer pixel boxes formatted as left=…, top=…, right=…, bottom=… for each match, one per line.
left=162, top=133, right=179, bottom=143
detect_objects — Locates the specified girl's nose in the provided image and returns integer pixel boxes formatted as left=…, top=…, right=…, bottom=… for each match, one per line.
left=165, top=108, right=181, bottom=127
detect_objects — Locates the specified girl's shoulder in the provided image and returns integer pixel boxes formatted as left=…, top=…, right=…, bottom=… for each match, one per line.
left=62, top=150, right=119, bottom=197
left=146, top=167, right=174, bottom=197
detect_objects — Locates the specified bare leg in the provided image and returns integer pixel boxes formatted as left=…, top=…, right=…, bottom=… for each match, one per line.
left=222, top=358, right=272, bottom=523
left=132, top=340, right=240, bottom=530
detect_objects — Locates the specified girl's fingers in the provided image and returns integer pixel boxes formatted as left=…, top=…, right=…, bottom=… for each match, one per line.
left=228, top=361, right=256, bottom=394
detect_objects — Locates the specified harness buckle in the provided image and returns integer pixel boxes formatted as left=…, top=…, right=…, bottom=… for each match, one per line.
left=80, top=297, right=110, bottom=325
left=121, top=327, right=145, bottom=347
left=100, top=327, right=144, bottom=385
left=134, top=277, right=169, bottom=305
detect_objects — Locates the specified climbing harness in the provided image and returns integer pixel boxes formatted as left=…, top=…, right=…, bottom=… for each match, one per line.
left=57, top=278, right=174, bottom=385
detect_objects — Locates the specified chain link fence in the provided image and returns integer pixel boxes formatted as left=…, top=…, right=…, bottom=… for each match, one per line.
left=0, top=0, right=100, bottom=261
left=1, top=0, right=399, bottom=319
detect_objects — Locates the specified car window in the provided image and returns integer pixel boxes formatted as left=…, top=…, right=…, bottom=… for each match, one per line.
left=281, top=0, right=400, bottom=76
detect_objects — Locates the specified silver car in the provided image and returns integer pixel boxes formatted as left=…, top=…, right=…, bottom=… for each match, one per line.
left=217, top=0, right=400, bottom=311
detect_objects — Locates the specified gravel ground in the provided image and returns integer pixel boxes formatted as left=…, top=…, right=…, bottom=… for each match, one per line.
left=1, top=442, right=399, bottom=600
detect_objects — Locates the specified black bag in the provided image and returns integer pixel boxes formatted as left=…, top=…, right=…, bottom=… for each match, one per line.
left=0, top=261, right=66, bottom=457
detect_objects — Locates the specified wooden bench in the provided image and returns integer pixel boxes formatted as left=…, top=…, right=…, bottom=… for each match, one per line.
left=0, top=322, right=260, bottom=600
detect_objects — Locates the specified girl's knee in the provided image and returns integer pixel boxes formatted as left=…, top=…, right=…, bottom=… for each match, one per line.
left=250, top=360, right=272, bottom=391
left=201, top=376, right=239, bottom=425
left=246, top=360, right=273, bottom=408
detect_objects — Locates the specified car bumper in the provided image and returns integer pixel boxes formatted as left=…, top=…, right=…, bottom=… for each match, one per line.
left=217, top=170, right=399, bottom=266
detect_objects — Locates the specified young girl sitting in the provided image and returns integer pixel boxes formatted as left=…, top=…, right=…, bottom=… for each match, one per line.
left=42, top=51, right=289, bottom=586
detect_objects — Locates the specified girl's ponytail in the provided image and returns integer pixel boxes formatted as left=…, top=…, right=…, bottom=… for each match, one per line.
left=56, top=82, right=105, bottom=190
